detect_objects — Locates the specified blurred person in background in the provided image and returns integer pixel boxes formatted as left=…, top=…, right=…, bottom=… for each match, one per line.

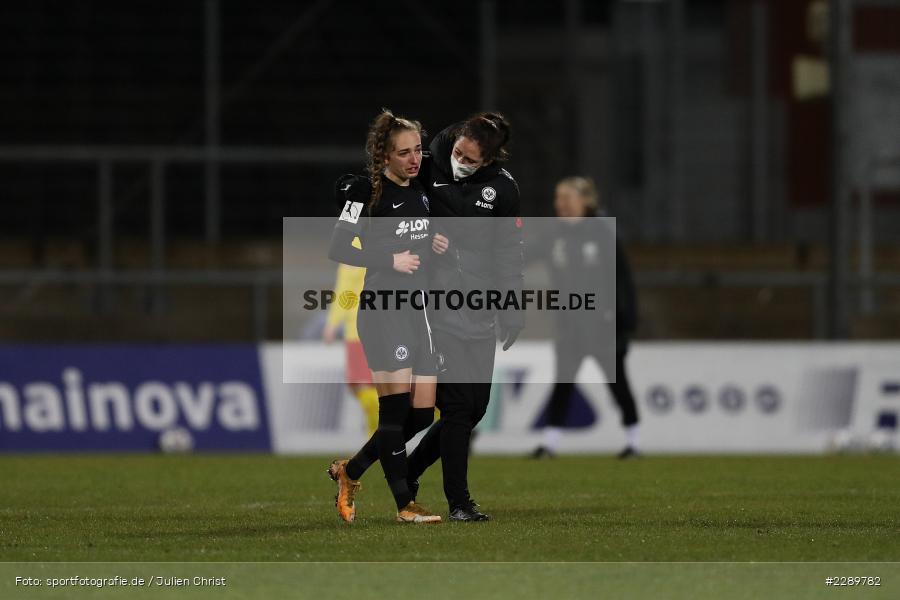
left=322, top=263, right=379, bottom=438
left=325, top=109, right=441, bottom=525
left=530, top=176, right=641, bottom=459
left=404, top=112, right=524, bottom=522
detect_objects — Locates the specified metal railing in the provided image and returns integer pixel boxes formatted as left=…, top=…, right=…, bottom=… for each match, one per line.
left=2, top=268, right=899, bottom=341
left=0, top=143, right=359, bottom=271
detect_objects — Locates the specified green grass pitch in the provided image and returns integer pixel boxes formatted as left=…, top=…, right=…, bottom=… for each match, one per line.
left=1, top=453, right=897, bottom=563
left=2, top=454, right=899, bottom=599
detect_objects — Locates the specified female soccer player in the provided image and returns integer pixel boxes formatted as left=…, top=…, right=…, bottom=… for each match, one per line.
left=326, top=109, right=441, bottom=524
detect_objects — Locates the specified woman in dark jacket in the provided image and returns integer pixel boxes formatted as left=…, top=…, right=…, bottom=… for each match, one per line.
left=530, top=176, right=641, bottom=459
left=406, top=112, right=524, bottom=521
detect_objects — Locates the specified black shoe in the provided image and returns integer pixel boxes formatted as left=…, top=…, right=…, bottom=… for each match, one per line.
left=529, top=445, right=556, bottom=459
left=617, top=446, right=640, bottom=460
left=449, top=502, right=491, bottom=522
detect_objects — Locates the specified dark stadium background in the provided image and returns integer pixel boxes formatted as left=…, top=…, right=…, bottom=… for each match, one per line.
left=2, top=2, right=900, bottom=593
left=3, top=0, right=897, bottom=344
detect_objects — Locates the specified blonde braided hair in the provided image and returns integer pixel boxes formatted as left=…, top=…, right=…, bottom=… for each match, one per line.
left=365, top=108, right=424, bottom=211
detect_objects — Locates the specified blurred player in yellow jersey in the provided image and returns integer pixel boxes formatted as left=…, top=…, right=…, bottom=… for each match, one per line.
left=322, top=255, right=380, bottom=437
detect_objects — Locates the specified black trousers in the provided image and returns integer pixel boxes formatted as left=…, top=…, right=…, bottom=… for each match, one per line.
left=546, top=343, right=639, bottom=428
left=407, top=330, right=495, bottom=509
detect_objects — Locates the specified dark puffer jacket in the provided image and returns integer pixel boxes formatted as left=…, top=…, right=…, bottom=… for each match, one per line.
left=420, top=125, right=524, bottom=340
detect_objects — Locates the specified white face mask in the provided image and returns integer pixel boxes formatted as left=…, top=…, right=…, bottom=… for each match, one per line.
left=450, top=155, right=478, bottom=180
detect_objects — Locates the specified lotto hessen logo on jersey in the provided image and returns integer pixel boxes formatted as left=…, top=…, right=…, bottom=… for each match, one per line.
left=395, top=219, right=429, bottom=240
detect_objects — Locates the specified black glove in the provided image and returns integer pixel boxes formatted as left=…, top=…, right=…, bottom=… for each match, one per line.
left=498, top=323, right=521, bottom=351
left=333, top=174, right=371, bottom=212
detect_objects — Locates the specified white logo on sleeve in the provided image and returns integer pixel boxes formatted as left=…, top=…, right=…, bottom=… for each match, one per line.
left=433, top=182, right=449, bottom=188
left=395, top=345, right=409, bottom=361
left=339, top=201, right=363, bottom=224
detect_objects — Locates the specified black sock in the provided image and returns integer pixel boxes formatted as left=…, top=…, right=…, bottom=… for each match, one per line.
left=387, top=478, right=412, bottom=510
left=347, top=425, right=381, bottom=481
left=404, top=407, right=435, bottom=440
left=345, top=441, right=374, bottom=481
left=375, top=393, right=413, bottom=509
left=347, top=406, right=434, bottom=481
left=408, top=418, right=443, bottom=484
